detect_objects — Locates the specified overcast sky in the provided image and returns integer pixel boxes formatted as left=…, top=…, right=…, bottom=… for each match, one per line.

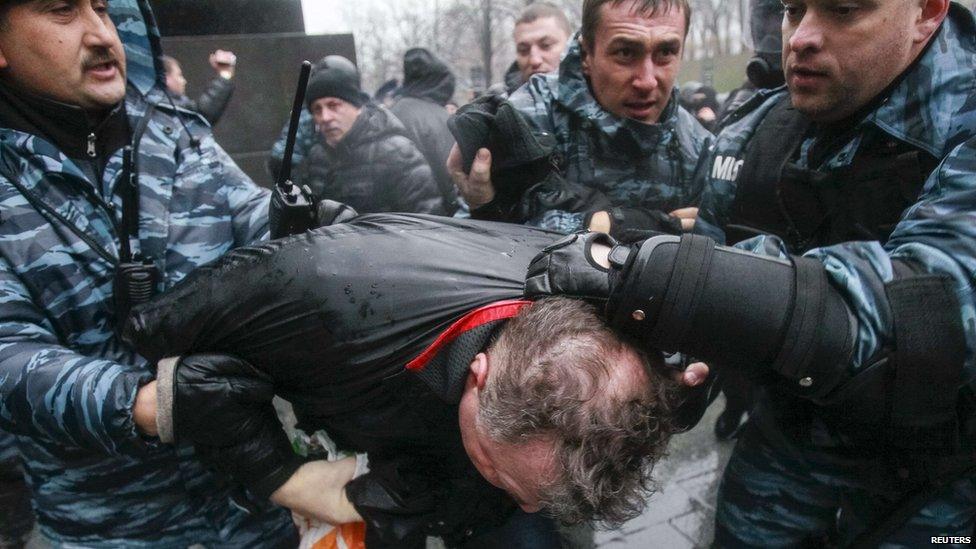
left=301, top=0, right=353, bottom=34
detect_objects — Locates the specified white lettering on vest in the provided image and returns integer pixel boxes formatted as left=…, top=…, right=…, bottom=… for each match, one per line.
left=711, top=155, right=745, bottom=181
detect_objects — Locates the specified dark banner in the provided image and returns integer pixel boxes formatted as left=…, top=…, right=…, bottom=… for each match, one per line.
left=150, top=0, right=305, bottom=36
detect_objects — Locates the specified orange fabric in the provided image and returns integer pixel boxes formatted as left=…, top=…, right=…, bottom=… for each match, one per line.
left=310, top=522, right=366, bottom=549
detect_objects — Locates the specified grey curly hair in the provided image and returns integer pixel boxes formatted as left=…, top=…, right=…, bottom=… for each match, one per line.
left=480, top=296, right=679, bottom=525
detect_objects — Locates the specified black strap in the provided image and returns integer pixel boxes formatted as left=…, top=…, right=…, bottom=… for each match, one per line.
left=772, top=256, right=827, bottom=379
left=885, top=275, right=965, bottom=451
left=650, top=234, right=714, bottom=349
left=119, top=146, right=135, bottom=261
left=117, top=102, right=157, bottom=262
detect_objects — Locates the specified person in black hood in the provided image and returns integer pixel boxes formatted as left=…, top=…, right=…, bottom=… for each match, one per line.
left=391, top=48, right=459, bottom=213
left=297, top=56, right=444, bottom=215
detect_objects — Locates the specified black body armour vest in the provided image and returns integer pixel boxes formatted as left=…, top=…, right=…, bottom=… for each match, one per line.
left=726, top=96, right=938, bottom=253
left=725, top=97, right=975, bottom=461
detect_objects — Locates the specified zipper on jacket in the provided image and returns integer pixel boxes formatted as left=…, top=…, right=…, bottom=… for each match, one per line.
left=87, top=132, right=96, bottom=158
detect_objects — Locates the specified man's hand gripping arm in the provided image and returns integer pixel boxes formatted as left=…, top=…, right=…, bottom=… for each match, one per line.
left=136, top=353, right=363, bottom=524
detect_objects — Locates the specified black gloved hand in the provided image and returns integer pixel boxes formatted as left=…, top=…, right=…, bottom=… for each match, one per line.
left=172, top=354, right=304, bottom=498
left=447, top=94, right=556, bottom=196
left=315, top=199, right=358, bottom=227
left=525, top=232, right=621, bottom=305
left=192, top=407, right=305, bottom=499
left=447, top=94, right=507, bottom=174
left=585, top=206, right=682, bottom=243
left=174, top=354, right=276, bottom=445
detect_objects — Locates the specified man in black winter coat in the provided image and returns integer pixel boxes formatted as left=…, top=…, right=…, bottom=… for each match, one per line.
left=297, top=57, right=444, bottom=215
left=162, top=52, right=236, bottom=126
left=124, top=215, right=691, bottom=549
left=391, top=48, right=458, bottom=213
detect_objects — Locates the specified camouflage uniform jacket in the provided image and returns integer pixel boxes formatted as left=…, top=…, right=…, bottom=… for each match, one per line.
left=0, top=1, right=292, bottom=545
left=269, top=109, right=321, bottom=180
left=695, top=3, right=976, bottom=385
left=507, top=35, right=712, bottom=233
left=0, top=432, right=14, bottom=462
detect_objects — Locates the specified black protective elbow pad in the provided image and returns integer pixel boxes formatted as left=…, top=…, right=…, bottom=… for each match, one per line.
left=607, top=234, right=855, bottom=399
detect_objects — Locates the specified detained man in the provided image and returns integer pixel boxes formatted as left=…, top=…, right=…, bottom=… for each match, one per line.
left=122, top=214, right=700, bottom=548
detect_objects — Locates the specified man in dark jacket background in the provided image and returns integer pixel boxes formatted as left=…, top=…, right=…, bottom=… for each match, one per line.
left=391, top=48, right=459, bottom=213
left=297, top=56, right=444, bottom=215
left=162, top=50, right=236, bottom=126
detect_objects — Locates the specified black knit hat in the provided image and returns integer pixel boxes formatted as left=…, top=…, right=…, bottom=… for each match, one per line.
left=306, top=55, right=368, bottom=110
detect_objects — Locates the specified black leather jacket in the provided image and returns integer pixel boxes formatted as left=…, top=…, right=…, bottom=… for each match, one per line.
left=124, top=215, right=559, bottom=548
left=297, top=104, right=444, bottom=215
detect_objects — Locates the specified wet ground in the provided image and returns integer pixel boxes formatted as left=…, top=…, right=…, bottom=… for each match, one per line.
left=594, top=396, right=735, bottom=549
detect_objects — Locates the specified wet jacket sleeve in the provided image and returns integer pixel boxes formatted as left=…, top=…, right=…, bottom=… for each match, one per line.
left=201, top=134, right=270, bottom=246
left=385, top=135, right=445, bottom=215
left=463, top=82, right=603, bottom=233
left=507, top=80, right=582, bottom=233
left=345, top=456, right=516, bottom=549
left=728, top=137, right=976, bottom=374
left=0, top=256, right=153, bottom=454
left=193, top=77, right=235, bottom=126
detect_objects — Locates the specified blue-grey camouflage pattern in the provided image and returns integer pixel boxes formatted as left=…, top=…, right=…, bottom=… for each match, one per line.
left=695, top=4, right=976, bottom=545
left=507, top=34, right=712, bottom=234
left=696, top=4, right=976, bottom=383
left=714, top=423, right=976, bottom=548
left=0, top=0, right=293, bottom=546
left=269, top=109, right=321, bottom=177
left=0, top=430, right=15, bottom=462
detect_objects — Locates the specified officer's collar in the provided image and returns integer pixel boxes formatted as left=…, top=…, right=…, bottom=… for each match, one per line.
left=861, top=4, right=976, bottom=158
left=406, top=300, right=531, bottom=403
left=0, top=79, right=126, bottom=160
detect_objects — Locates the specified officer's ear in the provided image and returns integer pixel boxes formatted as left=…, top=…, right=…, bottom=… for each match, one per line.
left=913, top=0, right=949, bottom=45
left=467, top=352, right=490, bottom=392
left=580, top=39, right=591, bottom=77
